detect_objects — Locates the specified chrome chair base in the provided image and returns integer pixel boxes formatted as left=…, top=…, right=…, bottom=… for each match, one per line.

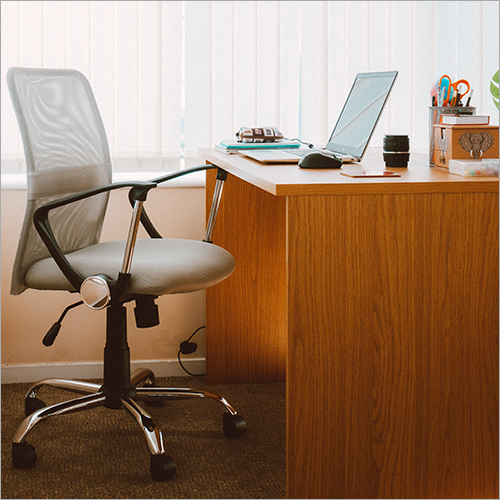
left=12, top=368, right=247, bottom=481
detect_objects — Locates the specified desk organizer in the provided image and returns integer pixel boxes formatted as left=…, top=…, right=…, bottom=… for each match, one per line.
left=449, top=159, right=499, bottom=177
left=428, top=106, right=475, bottom=165
left=432, top=123, right=499, bottom=172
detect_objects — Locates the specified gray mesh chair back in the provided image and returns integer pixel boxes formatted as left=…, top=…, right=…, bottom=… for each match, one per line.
left=7, top=67, right=112, bottom=295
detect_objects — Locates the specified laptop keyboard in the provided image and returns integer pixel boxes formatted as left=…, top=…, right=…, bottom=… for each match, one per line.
left=281, top=148, right=315, bottom=157
left=279, top=148, right=352, bottom=161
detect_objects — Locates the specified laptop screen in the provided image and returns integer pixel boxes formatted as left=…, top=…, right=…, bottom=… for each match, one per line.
left=326, top=71, right=398, bottom=159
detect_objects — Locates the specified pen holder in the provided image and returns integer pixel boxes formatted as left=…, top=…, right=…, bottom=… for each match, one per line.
left=429, top=106, right=475, bottom=165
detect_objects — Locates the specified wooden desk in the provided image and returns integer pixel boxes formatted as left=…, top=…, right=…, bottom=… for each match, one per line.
left=200, top=148, right=499, bottom=499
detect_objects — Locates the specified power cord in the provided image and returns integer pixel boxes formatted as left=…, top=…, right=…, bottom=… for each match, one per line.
left=177, top=325, right=205, bottom=376
left=284, top=137, right=314, bottom=149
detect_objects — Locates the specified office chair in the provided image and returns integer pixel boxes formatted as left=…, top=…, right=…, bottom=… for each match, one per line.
left=7, top=67, right=246, bottom=481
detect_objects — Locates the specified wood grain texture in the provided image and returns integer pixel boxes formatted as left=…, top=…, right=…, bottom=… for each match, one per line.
left=205, top=170, right=287, bottom=384
left=202, top=150, right=499, bottom=498
left=286, top=192, right=499, bottom=499
left=200, top=149, right=499, bottom=197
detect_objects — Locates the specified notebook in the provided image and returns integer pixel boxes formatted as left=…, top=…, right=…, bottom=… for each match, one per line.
left=242, top=70, right=398, bottom=164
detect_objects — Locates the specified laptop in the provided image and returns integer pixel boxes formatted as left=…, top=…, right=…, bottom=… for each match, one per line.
left=242, top=70, right=398, bottom=164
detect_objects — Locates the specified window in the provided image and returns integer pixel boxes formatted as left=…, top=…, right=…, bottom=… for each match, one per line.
left=2, top=1, right=499, bottom=175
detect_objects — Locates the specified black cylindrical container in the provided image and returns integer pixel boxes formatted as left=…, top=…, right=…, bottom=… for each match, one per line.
left=383, top=135, right=410, bottom=167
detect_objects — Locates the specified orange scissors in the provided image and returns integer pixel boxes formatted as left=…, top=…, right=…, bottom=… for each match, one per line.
left=439, top=75, right=470, bottom=105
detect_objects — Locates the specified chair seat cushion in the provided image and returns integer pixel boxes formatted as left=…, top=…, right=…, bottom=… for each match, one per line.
left=24, top=239, right=235, bottom=295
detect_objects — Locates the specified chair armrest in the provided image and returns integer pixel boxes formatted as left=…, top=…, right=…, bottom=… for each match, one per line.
left=149, top=164, right=218, bottom=185
left=130, top=164, right=220, bottom=239
left=34, top=181, right=157, bottom=293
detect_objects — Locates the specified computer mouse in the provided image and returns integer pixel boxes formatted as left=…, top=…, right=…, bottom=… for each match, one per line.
left=298, top=151, right=343, bottom=169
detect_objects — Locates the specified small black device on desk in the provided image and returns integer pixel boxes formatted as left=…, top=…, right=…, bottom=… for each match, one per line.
left=298, top=151, right=343, bottom=169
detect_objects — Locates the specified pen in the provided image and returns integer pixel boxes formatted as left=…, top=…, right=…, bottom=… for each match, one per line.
left=450, top=89, right=457, bottom=106
left=439, top=86, right=446, bottom=107
left=466, top=89, right=473, bottom=106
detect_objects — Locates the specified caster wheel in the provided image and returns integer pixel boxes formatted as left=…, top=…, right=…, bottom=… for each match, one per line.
left=25, top=397, right=46, bottom=417
left=12, top=441, right=37, bottom=469
left=150, top=454, right=176, bottom=481
left=223, top=412, right=247, bottom=438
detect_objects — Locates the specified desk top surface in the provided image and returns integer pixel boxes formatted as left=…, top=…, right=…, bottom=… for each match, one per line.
left=199, top=148, right=499, bottom=196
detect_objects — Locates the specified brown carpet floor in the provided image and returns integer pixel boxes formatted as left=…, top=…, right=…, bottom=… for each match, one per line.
left=1, top=376, right=286, bottom=499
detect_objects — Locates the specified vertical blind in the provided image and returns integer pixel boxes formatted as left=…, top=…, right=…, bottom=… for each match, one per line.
left=1, top=0, right=499, bottom=174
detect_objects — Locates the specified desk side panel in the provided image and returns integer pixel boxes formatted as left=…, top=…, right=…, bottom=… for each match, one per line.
left=286, top=192, right=499, bottom=499
left=205, top=170, right=287, bottom=383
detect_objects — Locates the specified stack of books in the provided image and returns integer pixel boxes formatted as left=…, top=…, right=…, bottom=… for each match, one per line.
left=440, top=114, right=490, bottom=125
left=215, top=139, right=301, bottom=154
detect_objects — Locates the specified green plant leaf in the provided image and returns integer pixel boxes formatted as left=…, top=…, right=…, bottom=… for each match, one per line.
left=491, top=70, right=499, bottom=110
left=491, top=82, right=499, bottom=99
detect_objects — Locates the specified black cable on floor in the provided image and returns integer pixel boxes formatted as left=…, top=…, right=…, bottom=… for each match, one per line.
left=177, top=326, right=205, bottom=376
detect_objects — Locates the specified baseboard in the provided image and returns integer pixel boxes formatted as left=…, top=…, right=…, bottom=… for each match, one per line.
left=0, top=358, right=206, bottom=384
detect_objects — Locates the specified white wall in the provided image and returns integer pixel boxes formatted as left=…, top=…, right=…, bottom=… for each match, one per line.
left=1, top=185, right=208, bottom=383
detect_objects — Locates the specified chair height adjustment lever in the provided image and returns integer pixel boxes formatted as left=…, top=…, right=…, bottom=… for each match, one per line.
left=42, top=301, right=84, bottom=347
